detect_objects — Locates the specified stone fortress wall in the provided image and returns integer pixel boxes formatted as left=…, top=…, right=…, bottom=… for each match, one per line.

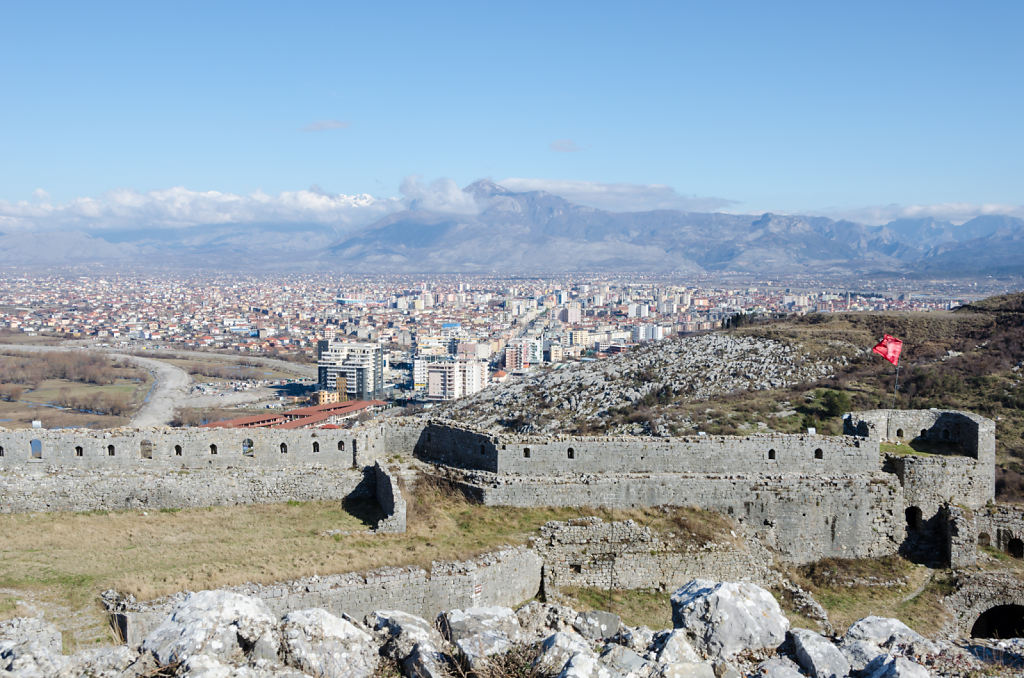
left=1, top=407, right=1014, bottom=638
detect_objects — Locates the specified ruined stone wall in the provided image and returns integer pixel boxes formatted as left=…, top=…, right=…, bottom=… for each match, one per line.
left=530, top=517, right=777, bottom=593
left=449, top=471, right=904, bottom=564
left=0, top=466, right=370, bottom=513
left=372, top=461, right=407, bottom=533
left=941, top=571, right=1024, bottom=638
left=110, top=547, right=543, bottom=647
left=942, top=505, right=977, bottom=568
left=846, top=409, right=995, bottom=467
left=973, top=503, right=1024, bottom=555
left=888, top=455, right=991, bottom=517
left=417, top=421, right=877, bottom=476
left=414, top=422, right=499, bottom=472
left=0, top=426, right=381, bottom=470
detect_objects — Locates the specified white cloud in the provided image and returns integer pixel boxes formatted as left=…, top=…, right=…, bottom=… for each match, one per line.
left=0, top=186, right=398, bottom=233
left=500, top=178, right=737, bottom=213
left=549, top=139, right=583, bottom=153
left=302, top=119, right=351, bottom=132
left=399, top=176, right=480, bottom=214
left=820, top=202, right=1024, bottom=225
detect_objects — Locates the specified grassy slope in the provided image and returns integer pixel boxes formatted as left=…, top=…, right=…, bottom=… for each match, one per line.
left=0, top=476, right=730, bottom=650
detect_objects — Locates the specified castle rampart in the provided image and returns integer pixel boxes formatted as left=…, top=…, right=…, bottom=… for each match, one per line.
left=417, top=421, right=877, bottom=476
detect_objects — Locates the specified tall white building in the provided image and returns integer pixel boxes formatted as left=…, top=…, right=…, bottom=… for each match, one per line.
left=417, top=358, right=489, bottom=401
left=317, top=340, right=384, bottom=400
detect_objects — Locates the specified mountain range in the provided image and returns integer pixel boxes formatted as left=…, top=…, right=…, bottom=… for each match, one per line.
left=3, top=180, right=1022, bottom=276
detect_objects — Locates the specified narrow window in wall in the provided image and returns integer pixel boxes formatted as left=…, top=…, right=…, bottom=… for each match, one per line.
left=140, top=440, right=154, bottom=459
left=523, top=447, right=531, bottom=458
left=242, top=439, right=254, bottom=457
left=337, top=440, right=345, bottom=451
left=353, top=440, right=358, bottom=455
left=567, top=447, right=575, bottom=459
left=280, top=443, right=288, bottom=454
left=0, top=445, right=4, bottom=457
left=174, top=444, right=183, bottom=456
left=814, top=448, right=823, bottom=460
left=30, top=440, right=42, bottom=459
left=107, top=444, right=115, bottom=456
left=312, top=441, right=320, bottom=453
left=210, top=444, right=218, bottom=455
left=896, top=428, right=904, bottom=438
left=75, top=446, right=83, bottom=457
left=768, top=449, right=776, bottom=460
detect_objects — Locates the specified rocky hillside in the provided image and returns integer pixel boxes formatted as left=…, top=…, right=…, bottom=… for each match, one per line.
left=437, top=333, right=844, bottom=435
left=1, top=580, right=1000, bottom=677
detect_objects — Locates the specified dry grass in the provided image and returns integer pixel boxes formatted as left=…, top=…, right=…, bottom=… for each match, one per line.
left=789, top=556, right=953, bottom=636
left=0, top=476, right=732, bottom=650
left=558, top=587, right=673, bottom=631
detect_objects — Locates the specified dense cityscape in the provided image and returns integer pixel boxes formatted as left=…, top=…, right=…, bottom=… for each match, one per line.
left=0, top=272, right=1016, bottom=403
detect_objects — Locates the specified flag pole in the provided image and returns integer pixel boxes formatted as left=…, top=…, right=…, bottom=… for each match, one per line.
left=892, top=362, right=900, bottom=409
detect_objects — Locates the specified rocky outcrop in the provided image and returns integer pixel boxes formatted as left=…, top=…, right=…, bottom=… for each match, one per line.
left=0, top=580, right=1007, bottom=677
left=670, top=579, right=789, bottom=659
left=437, top=334, right=839, bottom=434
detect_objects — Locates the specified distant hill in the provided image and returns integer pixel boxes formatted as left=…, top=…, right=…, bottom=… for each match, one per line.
left=3, top=180, right=1023, bottom=275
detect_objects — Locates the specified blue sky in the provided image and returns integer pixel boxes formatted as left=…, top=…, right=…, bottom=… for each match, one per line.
left=1, top=1, right=1022, bottom=231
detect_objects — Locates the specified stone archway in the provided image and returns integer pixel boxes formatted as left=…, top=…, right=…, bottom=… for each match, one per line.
left=971, top=605, right=1024, bottom=638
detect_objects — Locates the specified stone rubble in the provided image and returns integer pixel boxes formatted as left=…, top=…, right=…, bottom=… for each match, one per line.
left=0, top=579, right=1016, bottom=677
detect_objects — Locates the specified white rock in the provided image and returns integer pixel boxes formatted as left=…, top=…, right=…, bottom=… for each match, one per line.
left=753, top=656, right=805, bottom=678
left=438, top=606, right=523, bottom=667
left=369, top=610, right=449, bottom=678
left=600, top=643, right=657, bottom=676
left=670, top=579, right=789, bottom=659
left=839, top=638, right=886, bottom=673
left=141, top=591, right=279, bottom=667
left=280, top=608, right=377, bottom=677
left=651, top=629, right=701, bottom=665
left=843, top=616, right=928, bottom=649
left=862, top=655, right=932, bottom=678
left=535, top=631, right=594, bottom=675
left=791, top=628, right=850, bottom=678
left=656, top=661, right=716, bottom=678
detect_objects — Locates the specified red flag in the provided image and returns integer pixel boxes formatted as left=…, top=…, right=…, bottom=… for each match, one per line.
left=872, top=334, right=903, bottom=366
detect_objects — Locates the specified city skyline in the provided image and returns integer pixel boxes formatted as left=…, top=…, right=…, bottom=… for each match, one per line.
left=2, top=1, right=1023, bottom=235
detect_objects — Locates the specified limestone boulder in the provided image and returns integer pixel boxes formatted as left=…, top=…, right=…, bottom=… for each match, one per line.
left=534, top=631, right=594, bottom=675
left=574, top=610, right=622, bottom=640
left=648, top=629, right=702, bottom=665
left=843, top=616, right=930, bottom=649
left=64, top=645, right=140, bottom=677
left=279, top=608, right=378, bottom=677
left=670, top=579, right=789, bottom=659
left=0, top=617, right=69, bottom=678
left=516, top=601, right=579, bottom=640
left=862, top=655, right=931, bottom=678
left=599, top=643, right=658, bottom=676
left=438, top=606, right=524, bottom=668
left=790, top=628, right=850, bottom=678
left=368, top=610, right=449, bottom=678
left=612, top=625, right=655, bottom=654
left=839, top=638, right=887, bottom=673
left=752, top=657, right=805, bottom=678
left=141, top=591, right=280, bottom=667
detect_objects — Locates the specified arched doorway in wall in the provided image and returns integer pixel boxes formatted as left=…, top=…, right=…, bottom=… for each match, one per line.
left=29, top=439, right=42, bottom=459
left=896, top=428, right=904, bottom=438
left=971, top=605, right=1024, bottom=638
left=242, top=439, right=254, bottom=457
left=1008, top=538, right=1024, bottom=559
left=978, top=532, right=992, bottom=548
left=906, top=506, right=923, bottom=531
